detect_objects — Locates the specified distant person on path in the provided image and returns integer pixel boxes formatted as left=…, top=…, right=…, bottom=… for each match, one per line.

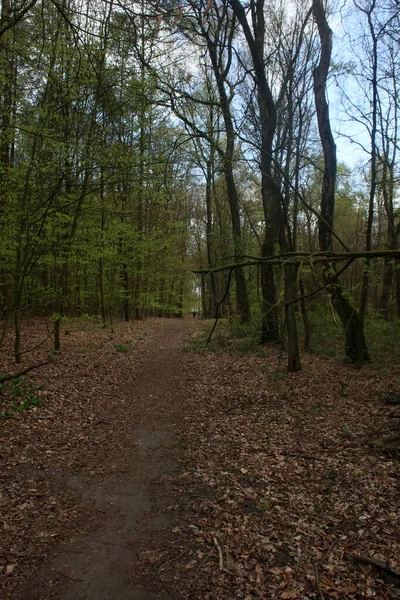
left=192, top=309, right=197, bottom=318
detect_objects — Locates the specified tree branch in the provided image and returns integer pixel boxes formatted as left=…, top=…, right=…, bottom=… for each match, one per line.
left=0, top=362, right=48, bottom=384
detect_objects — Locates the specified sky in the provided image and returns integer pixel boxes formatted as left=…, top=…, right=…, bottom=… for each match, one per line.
left=328, top=0, right=386, bottom=172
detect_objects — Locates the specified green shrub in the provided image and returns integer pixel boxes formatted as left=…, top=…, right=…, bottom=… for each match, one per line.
left=114, top=343, right=130, bottom=353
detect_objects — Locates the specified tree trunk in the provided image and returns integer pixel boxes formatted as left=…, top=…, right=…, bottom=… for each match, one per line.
left=312, top=0, right=368, bottom=363
left=395, top=256, right=400, bottom=319
left=228, top=0, right=302, bottom=370
left=205, top=23, right=250, bottom=323
left=285, top=264, right=301, bottom=371
left=378, top=256, right=392, bottom=320
left=299, top=279, right=311, bottom=350
left=205, top=160, right=218, bottom=318
left=260, top=247, right=280, bottom=344
left=14, top=311, right=21, bottom=364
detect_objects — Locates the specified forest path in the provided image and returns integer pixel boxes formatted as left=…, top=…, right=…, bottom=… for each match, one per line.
left=21, top=316, right=197, bottom=600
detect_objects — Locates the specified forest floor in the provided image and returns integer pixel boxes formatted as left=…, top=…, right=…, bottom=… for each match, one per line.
left=0, top=316, right=399, bottom=600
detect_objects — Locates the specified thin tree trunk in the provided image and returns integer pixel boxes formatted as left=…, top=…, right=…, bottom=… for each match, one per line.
left=205, top=159, right=218, bottom=318
left=379, top=255, right=393, bottom=320
left=14, top=311, right=21, bottom=365
left=285, top=264, right=301, bottom=371
left=99, top=258, right=106, bottom=326
left=299, top=278, right=311, bottom=350
left=99, top=172, right=107, bottom=327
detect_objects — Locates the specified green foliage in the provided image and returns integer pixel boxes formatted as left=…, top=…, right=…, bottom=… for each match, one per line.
left=0, top=376, right=42, bottom=419
left=189, top=307, right=400, bottom=369
left=114, top=342, right=131, bottom=353
left=0, top=3, right=193, bottom=330
left=365, top=318, right=400, bottom=367
left=47, top=349, right=59, bottom=362
left=303, top=306, right=342, bottom=357
left=340, top=424, right=352, bottom=438
left=188, top=318, right=262, bottom=355
left=52, top=313, right=68, bottom=323
left=305, top=308, right=400, bottom=366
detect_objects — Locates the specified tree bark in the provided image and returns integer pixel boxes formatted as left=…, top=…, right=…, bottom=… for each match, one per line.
left=229, top=0, right=301, bottom=370
left=312, top=0, right=369, bottom=362
left=204, top=10, right=251, bottom=323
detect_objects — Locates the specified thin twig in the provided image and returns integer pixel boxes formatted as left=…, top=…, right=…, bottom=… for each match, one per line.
left=194, top=550, right=212, bottom=580
left=159, top=575, right=181, bottom=600
left=57, top=570, right=84, bottom=583
left=314, top=563, right=324, bottom=600
left=345, top=553, right=400, bottom=578
left=20, top=327, right=55, bottom=355
left=322, top=520, right=354, bottom=563
left=159, top=548, right=188, bottom=572
left=227, top=475, right=254, bottom=499
left=213, top=536, right=224, bottom=571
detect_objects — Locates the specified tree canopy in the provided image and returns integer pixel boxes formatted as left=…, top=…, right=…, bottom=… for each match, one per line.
left=0, top=0, right=399, bottom=369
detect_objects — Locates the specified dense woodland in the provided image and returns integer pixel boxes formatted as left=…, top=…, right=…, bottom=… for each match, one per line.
left=0, top=0, right=400, bottom=370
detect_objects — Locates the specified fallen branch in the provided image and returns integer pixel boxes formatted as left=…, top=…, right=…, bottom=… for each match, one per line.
left=345, top=553, right=400, bottom=578
left=370, top=433, right=400, bottom=447
left=158, top=575, right=182, bottom=600
left=57, top=570, right=84, bottom=583
left=213, top=536, right=224, bottom=571
left=193, top=249, right=400, bottom=275
left=314, top=563, right=324, bottom=600
left=0, top=361, right=48, bottom=384
left=227, top=474, right=255, bottom=499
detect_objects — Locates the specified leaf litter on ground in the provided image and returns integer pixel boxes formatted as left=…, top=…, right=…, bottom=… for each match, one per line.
left=0, top=317, right=399, bottom=600
left=138, top=325, right=400, bottom=600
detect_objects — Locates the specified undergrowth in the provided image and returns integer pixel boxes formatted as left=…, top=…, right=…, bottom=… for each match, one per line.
left=190, top=310, right=400, bottom=368
left=114, top=341, right=133, bottom=353
left=0, top=376, right=41, bottom=419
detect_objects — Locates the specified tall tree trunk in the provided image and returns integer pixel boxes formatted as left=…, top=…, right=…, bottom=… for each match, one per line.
left=99, top=173, right=107, bottom=327
left=205, top=159, right=218, bottom=318
left=285, top=264, right=301, bottom=371
left=134, top=29, right=147, bottom=321
left=229, top=0, right=301, bottom=370
left=0, top=0, right=14, bottom=344
left=205, top=20, right=250, bottom=323
left=312, top=0, right=369, bottom=363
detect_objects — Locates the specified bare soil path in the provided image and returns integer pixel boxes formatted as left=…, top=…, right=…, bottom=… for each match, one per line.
left=11, top=317, right=196, bottom=600
left=2, top=316, right=399, bottom=600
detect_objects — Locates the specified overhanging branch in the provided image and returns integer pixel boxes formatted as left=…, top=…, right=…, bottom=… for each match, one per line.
left=192, top=249, right=400, bottom=275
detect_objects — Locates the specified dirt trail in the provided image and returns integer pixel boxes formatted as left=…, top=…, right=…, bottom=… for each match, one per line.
left=21, top=317, right=195, bottom=600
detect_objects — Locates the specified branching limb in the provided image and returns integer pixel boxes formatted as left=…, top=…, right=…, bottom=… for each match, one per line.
left=193, top=249, right=400, bottom=275
left=0, top=362, right=48, bottom=384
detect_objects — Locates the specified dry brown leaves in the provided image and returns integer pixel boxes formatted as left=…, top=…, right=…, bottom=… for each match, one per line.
left=153, top=334, right=400, bottom=600
left=0, top=316, right=166, bottom=598
left=1, top=317, right=399, bottom=600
